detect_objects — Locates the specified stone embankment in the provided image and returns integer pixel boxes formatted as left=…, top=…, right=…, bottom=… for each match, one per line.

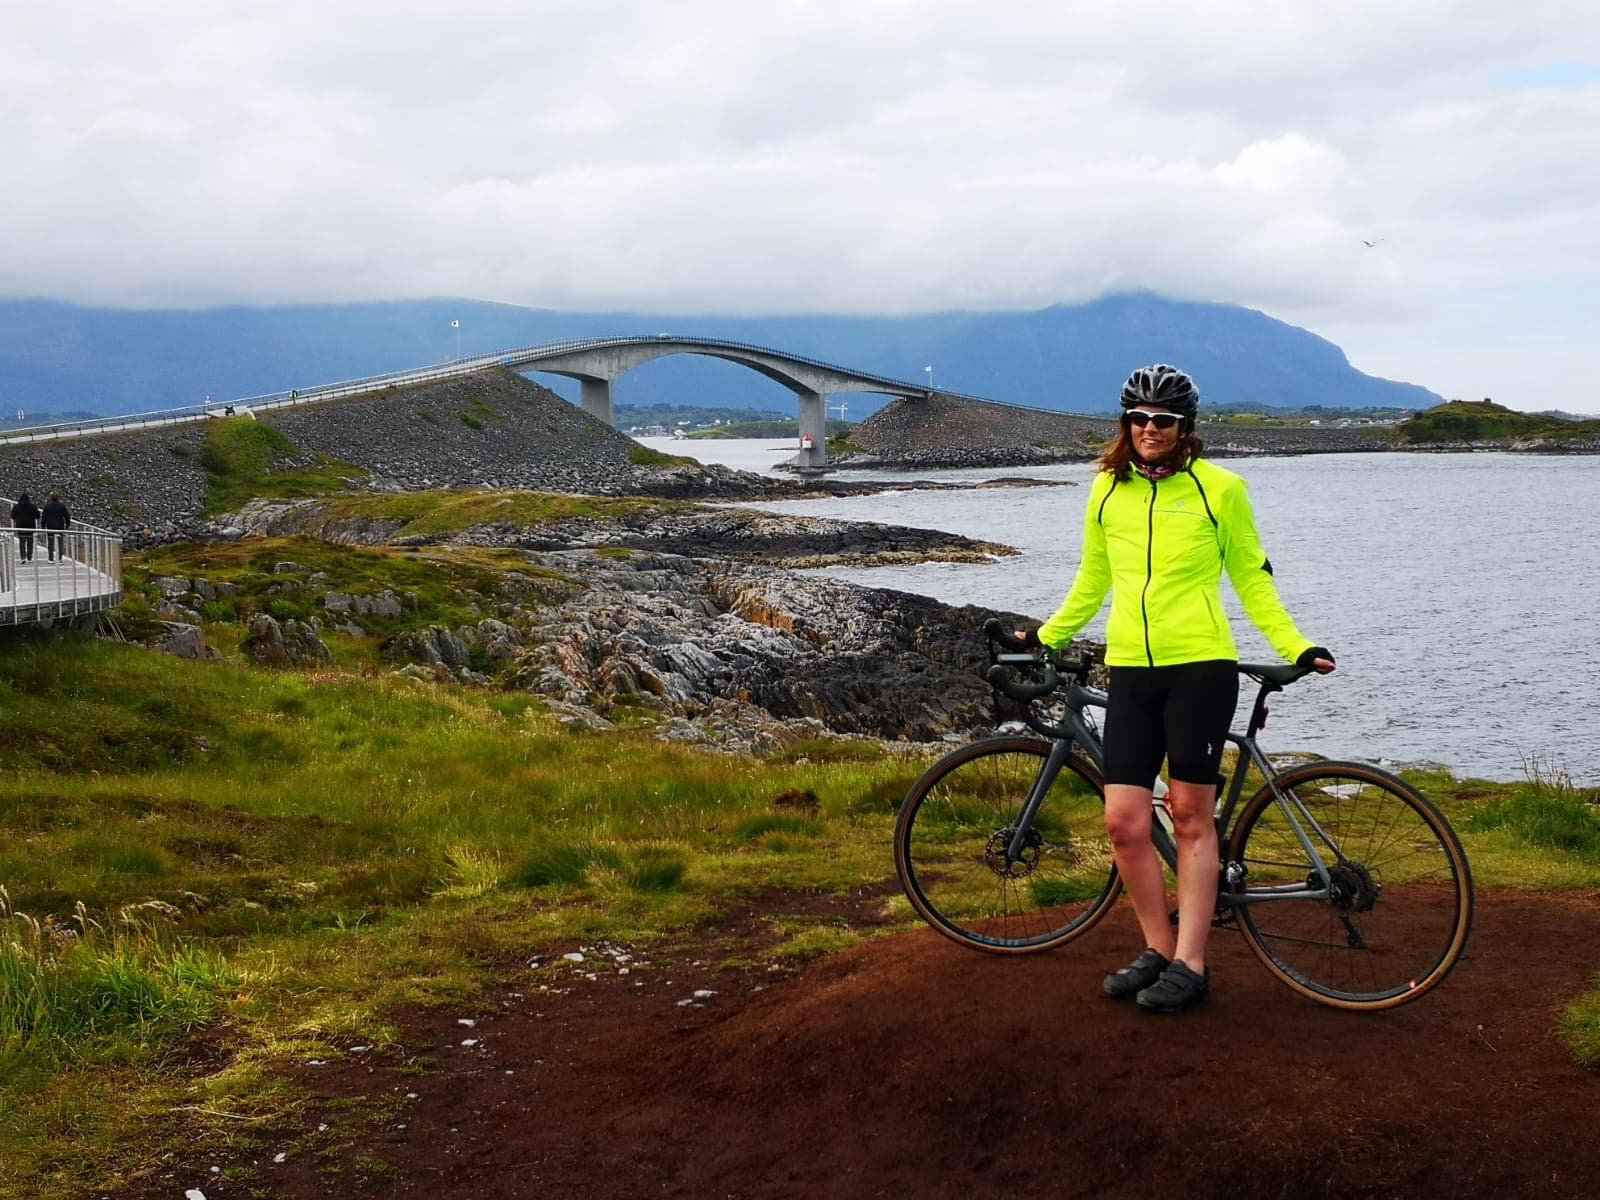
left=0, top=371, right=787, bottom=546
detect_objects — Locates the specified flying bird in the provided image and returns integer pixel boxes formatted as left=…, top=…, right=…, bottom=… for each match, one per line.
left=1362, top=237, right=1385, bottom=248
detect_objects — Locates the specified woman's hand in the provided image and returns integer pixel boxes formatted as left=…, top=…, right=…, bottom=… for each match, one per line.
left=1297, top=645, right=1336, bottom=674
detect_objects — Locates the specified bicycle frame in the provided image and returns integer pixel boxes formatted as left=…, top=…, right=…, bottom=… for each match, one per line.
left=995, top=654, right=1347, bottom=912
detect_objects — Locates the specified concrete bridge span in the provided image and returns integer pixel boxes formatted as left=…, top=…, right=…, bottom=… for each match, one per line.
left=504, top=336, right=945, bottom=470
left=1, top=335, right=993, bottom=471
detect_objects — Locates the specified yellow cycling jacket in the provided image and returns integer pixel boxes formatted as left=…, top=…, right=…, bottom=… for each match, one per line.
left=1037, top=458, right=1314, bottom=668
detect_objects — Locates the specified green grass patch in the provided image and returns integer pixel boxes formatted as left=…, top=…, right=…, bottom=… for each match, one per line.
left=628, top=444, right=698, bottom=468
left=770, top=738, right=882, bottom=764
left=200, top=418, right=369, bottom=515
left=766, top=924, right=864, bottom=962
left=459, top=413, right=484, bottom=430
left=1464, top=791, right=1600, bottom=862
left=1397, top=400, right=1600, bottom=444
left=298, top=489, right=671, bottom=539
left=2, top=622, right=1597, bottom=1193
left=0, top=892, right=237, bottom=1065
left=125, top=535, right=573, bottom=648
left=508, top=840, right=622, bottom=888
left=730, top=813, right=825, bottom=842
left=1559, top=977, right=1600, bottom=1069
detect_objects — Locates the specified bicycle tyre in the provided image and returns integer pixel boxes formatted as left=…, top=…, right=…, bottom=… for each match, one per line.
left=1227, top=760, right=1473, bottom=1010
left=895, top=737, right=1119, bottom=954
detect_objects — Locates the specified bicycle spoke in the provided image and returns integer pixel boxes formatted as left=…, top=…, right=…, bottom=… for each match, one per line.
left=1231, top=764, right=1472, bottom=1009
left=896, top=739, right=1118, bottom=952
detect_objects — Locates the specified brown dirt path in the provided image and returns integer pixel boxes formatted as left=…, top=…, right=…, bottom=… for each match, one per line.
left=145, top=889, right=1600, bottom=1200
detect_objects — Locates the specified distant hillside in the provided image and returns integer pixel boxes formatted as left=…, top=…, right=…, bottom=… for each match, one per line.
left=1397, top=399, right=1600, bottom=444
left=0, top=294, right=1441, bottom=420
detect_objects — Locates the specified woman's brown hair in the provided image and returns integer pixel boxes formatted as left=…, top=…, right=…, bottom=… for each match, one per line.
left=1096, top=416, right=1204, bottom=481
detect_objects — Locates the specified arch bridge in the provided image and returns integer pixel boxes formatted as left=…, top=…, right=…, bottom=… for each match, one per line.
left=0, top=335, right=991, bottom=470
left=504, top=335, right=952, bottom=469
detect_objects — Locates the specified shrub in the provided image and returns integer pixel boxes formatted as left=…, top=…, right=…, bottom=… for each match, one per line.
left=508, top=840, right=620, bottom=889
left=624, top=845, right=689, bottom=893
left=0, top=892, right=235, bottom=1065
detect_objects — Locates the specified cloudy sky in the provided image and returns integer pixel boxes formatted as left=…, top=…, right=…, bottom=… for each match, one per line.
left=4, top=2, right=1598, bottom=410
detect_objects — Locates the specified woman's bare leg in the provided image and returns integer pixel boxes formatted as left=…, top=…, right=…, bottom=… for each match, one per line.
left=1102, top=784, right=1175, bottom=960
left=1167, top=778, right=1219, bottom=972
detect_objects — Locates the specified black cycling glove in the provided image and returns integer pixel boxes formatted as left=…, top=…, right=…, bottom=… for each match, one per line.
left=1296, top=646, right=1334, bottom=669
left=1021, top=627, right=1043, bottom=649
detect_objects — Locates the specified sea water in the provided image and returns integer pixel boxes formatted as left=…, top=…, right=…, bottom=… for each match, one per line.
left=643, top=439, right=1600, bottom=782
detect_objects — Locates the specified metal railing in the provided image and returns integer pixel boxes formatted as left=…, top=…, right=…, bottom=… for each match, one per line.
left=0, top=507, right=123, bottom=626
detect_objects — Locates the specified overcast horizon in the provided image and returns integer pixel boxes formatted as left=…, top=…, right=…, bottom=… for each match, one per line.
left=4, top=3, right=1597, bottom=412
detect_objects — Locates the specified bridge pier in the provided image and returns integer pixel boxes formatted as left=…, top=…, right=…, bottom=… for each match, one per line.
left=795, top=390, right=829, bottom=472
left=579, top=378, right=614, bottom=426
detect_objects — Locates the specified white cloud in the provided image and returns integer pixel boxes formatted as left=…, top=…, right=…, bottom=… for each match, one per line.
left=0, top=2, right=1597, bottom=407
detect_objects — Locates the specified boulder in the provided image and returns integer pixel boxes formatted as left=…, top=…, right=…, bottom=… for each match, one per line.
left=154, top=622, right=214, bottom=661
left=242, top=613, right=334, bottom=667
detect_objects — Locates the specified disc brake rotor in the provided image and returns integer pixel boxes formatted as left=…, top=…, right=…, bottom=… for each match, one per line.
left=984, top=827, right=1042, bottom=877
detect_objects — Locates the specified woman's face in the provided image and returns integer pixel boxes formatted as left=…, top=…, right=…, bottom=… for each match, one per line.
left=1125, top=405, right=1183, bottom=462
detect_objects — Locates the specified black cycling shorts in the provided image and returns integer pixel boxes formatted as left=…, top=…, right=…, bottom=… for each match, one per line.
left=1101, top=660, right=1239, bottom=787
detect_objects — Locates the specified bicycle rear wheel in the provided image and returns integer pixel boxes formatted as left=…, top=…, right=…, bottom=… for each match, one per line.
left=895, top=737, right=1118, bottom=953
left=1227, top=760, right=1473, bottom=1010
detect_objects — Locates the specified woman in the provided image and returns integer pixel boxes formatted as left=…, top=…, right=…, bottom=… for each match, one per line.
left=1026, top=365, right=1334, bottom=1013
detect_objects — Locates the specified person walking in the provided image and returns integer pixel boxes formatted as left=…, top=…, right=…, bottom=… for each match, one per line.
left=41, top=493, right=70, bottom=562
left=9, top=492, right=40, bottom=563
left=1024, top=365, right=1334, bottom=1013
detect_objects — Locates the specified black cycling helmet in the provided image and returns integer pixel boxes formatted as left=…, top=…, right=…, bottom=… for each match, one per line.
left=1120, top=364, right=1199, bottom=419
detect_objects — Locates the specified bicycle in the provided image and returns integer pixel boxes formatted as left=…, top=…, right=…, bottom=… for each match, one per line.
left=893, top=619, right=1474, bottom=1011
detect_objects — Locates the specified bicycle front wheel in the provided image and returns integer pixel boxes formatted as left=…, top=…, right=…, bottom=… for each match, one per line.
left=895, top=737, right=1118, bottom=954
left=1228, top=760, right=1473, bottom=1010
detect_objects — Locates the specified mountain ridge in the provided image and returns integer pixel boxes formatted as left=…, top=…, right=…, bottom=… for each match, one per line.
left=0, top=294, right=1440, bottom=420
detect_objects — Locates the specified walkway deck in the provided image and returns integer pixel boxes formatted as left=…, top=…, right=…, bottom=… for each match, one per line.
left=0, top=554, right=122, bottom=625
left=1, top=513, right=124, bottom=627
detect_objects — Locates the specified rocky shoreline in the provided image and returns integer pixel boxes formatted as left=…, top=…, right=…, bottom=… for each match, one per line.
left=128, top=484, right=1093, bottom=755
left=826, top=393, right=1600, bottom=470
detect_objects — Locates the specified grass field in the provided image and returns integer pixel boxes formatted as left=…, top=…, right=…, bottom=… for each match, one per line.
left=1, top=624, right=1596, bottom=1195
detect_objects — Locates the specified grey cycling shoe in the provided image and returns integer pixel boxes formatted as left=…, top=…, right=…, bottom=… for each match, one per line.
left=1136, top=959, right=1211, bottom=1013
left=1103, top=948, right=1171, bottom=999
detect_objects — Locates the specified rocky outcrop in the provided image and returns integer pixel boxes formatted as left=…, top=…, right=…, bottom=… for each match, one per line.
left=154, top=622, right=216, bottom=661
left=226, top=495, right=1017, bottom=568
left=441, top=548, right=1044, bottom=750
left=240, top=614, right=334, bottom=667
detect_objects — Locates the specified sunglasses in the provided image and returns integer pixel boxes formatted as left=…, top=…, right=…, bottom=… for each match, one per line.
left=1123, top=409, right=1185, bottom=430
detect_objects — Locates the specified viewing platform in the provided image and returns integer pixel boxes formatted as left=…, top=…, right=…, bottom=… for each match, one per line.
left=1, top=507, right=122, bottom=627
